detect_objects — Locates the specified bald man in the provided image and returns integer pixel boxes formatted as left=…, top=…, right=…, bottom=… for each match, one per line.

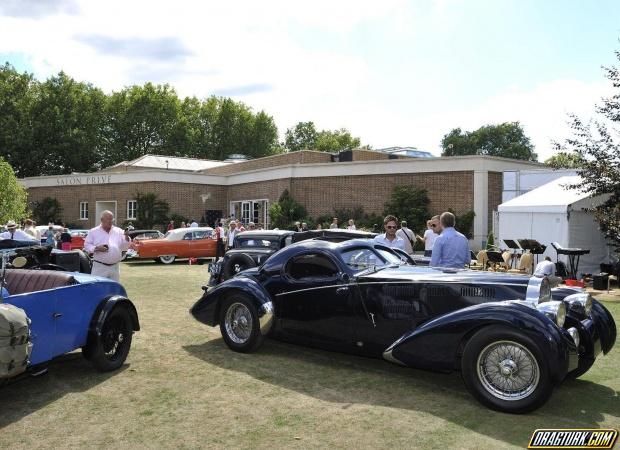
left=84, top=210, right=131, bottom=282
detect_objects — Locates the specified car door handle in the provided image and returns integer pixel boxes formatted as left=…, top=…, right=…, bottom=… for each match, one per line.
left=52, top=312, right=62, bottom=319
left=336, top=287, right=349, bottom=295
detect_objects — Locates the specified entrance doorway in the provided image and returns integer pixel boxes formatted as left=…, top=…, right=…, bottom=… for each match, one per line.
left=95, top=201, right=117, bottom=224
left=229, top=199, right=269, bottom=227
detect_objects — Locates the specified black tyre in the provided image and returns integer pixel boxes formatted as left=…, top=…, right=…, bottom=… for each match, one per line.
left=83, top=307, right=133, bottom=372
left=219, top=294, right=264, bottom=353
left=221, top=253, right=256, bottom=281
left=78, top=250, right=92, bottom=274
left=158, top=255, right=176, bottom=264
left=461, top=325, right=553, bottom=413
left=566, top=358, right=596, bottom=379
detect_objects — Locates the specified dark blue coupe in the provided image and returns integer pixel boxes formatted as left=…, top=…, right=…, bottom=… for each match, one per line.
left=191, top=239, right=616, bottom=413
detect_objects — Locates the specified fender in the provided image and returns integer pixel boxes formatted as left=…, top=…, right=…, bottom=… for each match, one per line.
left=591, top=299, right=616, bottom=354
left=90, top=295, right=140, bottom=336
left=190, top=276, right=273, bottom=330
left=384, top=301, right=575, bottom=382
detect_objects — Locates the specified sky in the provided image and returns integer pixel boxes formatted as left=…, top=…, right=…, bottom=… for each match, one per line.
left=0, top=0, right=619, bottom=161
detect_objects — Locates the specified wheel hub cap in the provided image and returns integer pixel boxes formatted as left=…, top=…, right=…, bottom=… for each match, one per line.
left=499, top=359, right=518, bottom=377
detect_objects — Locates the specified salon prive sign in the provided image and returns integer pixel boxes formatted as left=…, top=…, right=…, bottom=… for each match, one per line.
left=56, top=175, right=113, bottom=186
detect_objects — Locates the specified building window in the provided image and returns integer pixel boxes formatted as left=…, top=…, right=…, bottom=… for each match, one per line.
left=127, top=200, right=137, bottom=220
left=79, top=202, right=88, bottom=220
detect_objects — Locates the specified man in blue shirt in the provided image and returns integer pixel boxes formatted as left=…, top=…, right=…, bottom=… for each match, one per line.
left=430, top=212, right=470, bottom=268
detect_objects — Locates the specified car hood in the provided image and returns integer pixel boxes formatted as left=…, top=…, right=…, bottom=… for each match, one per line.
left=357, top=265, right=532, bottom=286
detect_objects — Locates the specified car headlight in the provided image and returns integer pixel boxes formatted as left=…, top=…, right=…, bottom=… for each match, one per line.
left=536, top=300, right=566, bottom=328
left=567, top=327, right=580, bottom=348
left=526, top=276, right=552, bottom=304
left=564, top=293, right=593, bottom=317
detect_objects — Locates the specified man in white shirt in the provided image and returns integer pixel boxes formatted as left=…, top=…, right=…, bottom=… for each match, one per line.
left=534, top=256, right=562, bottom=286
left=330, top=218, right=338, bottom=229
left=226, top=221, right=238, bottom=250
left=23, top=219, right=41, bottom=241
left=190, top=219, right=199, bottom=228
left=0, top=221, right=36, bottom=241
left=84, top=210, right=131, bottom=282
left=396, top=220, right=415, bottom=254
left=419, top=217, right=440, bottom=257
left=373, top=215, right=405, bottom=251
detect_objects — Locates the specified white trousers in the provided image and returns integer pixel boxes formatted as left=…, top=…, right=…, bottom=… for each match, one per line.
left=92, top=261, right=121, bottom=282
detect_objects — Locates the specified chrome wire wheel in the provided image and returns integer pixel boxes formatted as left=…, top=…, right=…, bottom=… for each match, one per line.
left=476, top=340, right=540, bottom=402
left=224, top=302, right=253, bottom=344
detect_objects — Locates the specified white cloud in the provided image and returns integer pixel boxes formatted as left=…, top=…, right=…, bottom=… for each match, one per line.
left=0, top=0, right=612, bottom=162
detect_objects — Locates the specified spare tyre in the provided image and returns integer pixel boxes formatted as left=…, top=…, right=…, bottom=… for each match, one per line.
left=221, top=253, right=257, bottom=281
left=0, top=304, right=32, bottom=379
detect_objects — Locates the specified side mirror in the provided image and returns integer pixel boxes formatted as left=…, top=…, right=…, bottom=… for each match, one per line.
left=12, top=256, right=28, bottom=268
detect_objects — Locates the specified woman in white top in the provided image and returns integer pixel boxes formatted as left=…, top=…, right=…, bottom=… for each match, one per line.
left=347, top=219, right=356, bottom=230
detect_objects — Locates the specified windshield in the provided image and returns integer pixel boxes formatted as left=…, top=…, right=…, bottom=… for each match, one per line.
left=235, top=237, right=280, bottom=250
left=341, top=247, right=400, bottom=271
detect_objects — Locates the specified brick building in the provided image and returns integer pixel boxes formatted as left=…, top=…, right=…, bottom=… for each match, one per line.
left=19, top=150, right=543, bottom=249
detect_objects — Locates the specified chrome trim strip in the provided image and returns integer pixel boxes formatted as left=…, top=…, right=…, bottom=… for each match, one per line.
left=258, top=301, right=274, bottom=335
left=383, top=348, right=406, bottom=366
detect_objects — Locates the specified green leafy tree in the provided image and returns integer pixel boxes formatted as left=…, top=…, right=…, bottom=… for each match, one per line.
left=268, top=189, right=307, bottom=229
left=441, top=122, right=537, bottom=161
left=31, top=197, right=62, bottom=225
left=315, top=128, right=361, bottom=152
left=284, top=121, right=318, bottom=151
left=383, top=185, right=431, bottom=234
left=0, top=157, right=28, bottom=224
left=486, top=231, right=495, bottom=250
left=554, top=49, right=620, bottom=251
left=544, top=151, right=583, bottom=169
left=133, top=192, right=170, bottom=229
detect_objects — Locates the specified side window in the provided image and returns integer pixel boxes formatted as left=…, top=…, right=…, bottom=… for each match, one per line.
left=284, top=235, right=293, bottom=247
left=193, top=230, right=207, bottom=240
left=286, top=253, right=339, bottom=281
left=183, top=232, right=193, bottom=240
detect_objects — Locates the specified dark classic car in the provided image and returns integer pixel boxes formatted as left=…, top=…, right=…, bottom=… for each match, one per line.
left=208, top=229, right=376, bottom=286
left=191, top=239, right=616, bottom=413
left=0, top=239, right=91, bottom=273
left=0, top=253, right=139, bottom=383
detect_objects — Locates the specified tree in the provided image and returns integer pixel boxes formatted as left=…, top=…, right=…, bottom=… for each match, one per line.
left=315, top=128, right=361, bottom=152
left=383, top=185, right=431, bottom=234
left=284, top=121, right=318, bottom=151
left=544, top=151, right=583, bottom=169
left=0, top=157, right=28, bottom=224
left=31, top=197, right=62, bottom=225
left=441, top=122, right=538, bottom=161
left=268, top=189, right=307, bottom=229
left=554, top=49, right=620, bottom=251
left=133, top=192, right=170, bottom=229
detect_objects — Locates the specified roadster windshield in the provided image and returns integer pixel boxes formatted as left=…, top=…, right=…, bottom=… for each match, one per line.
left=340, top=247, right=401, bottom=271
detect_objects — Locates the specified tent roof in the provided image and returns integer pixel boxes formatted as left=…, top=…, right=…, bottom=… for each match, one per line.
left=498, top=175, right=590, bottom=213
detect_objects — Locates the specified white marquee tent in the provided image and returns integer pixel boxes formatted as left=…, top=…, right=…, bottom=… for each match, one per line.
left=497, top=176, right=612, bottom=276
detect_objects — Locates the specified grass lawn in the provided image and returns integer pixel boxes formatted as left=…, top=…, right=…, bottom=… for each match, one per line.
left=1, top=262, right=618, bottom=449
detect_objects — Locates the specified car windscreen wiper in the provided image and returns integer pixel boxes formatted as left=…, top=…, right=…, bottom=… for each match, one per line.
left=357, top=263, right=399, bottom=276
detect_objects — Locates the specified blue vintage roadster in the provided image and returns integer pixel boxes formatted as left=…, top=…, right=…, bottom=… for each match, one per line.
left=1, top=262, right=139, bottom=380
left=191, top=239, right=616, bottom=413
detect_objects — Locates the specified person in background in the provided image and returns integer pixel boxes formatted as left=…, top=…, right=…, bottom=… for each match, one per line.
left=226, top=221, right=238, bottom=250
left=237, top=221, right=246, bottom=232
left=396, top=220, right=415, bottom=255
left=372, top=224, right=380, bottom=233
left=419, top=217, right=440, bottom=257
left=0, top=220, right=36, bottom=240
left=23, top=219, right=41, bottom=241
left=247, top=222, right=256, bottom=231
left=373, top=215, right=405, bottom=250
left=316, top=223, right=322, bottom=230
left=534, top=256, right=562, bottom=286
left=167, top=220, right=175, bottom=231
left=301, top=222, right=309, bottom=231
left=84, top=210, right=131, bottom=282
left=293, top=221, right=302, bottom=232
left=59, top=228, right=72, bottom=250
left=347, top=219, right=356, bottom=230
left=330, top=218, right=339, bottom=229
left=45, top=224, right=56, bottom=247
left=430, top=212, right=470, bottom=269
left=214, top=222, right=225, bottom=262
left=190, top=219, right=199, bottom=228
left=181, top=221, right=187, bottom=228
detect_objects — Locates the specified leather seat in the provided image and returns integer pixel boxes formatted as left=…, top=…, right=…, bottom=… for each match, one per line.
left=4, top=269, right=76, bottom=295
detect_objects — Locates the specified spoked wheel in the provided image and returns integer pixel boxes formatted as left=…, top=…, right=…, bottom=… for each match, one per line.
left=83, top=307, right=133, bottom=372
left=461, top=326, right=552, bottom=413
left=219, top=295, right=264, bottom=353
left=158, top=255, right=176, bottom=264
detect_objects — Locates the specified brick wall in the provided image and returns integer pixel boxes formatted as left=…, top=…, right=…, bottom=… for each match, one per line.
left=27, top=182, right=227, bottom=229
